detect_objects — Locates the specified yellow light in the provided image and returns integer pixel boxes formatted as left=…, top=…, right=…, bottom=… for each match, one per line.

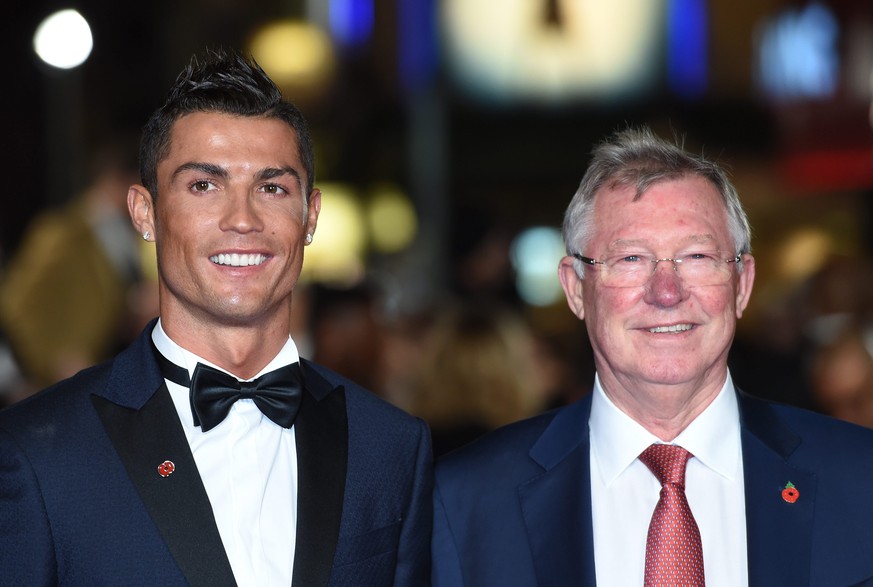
left=367, top=184, right=418, bottom=253
left=302, top=183, right=366, bottom=285
left=249, top=20, right=335, bottom=92
left=778, top=228, right=832, bottom=281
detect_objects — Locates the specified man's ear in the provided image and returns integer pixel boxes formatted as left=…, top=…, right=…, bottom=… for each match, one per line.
left=128, top=185, right=156, bottom=241
left=558, top=256, right=586, bottom=320
left=735, top=254, right=756, bottom=319
left=304, top=188, right=321, bottom=243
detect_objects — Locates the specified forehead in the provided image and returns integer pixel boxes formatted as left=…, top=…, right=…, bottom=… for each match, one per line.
left=590, top=175, right=731, bottom=250
left=163, top=111, right=302, bottom=169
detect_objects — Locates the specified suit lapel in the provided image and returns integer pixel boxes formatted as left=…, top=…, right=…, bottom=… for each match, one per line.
left=93, top=383, right=237, bottom=587
left=91, top=321, right=236, bottom=586
left=291, top=360, right=348, bottom=587
left=739, top=392, right=815, bottom=587
left=94, top=324, right=349, bottom=586
left=518, top=397, right=595, bottom=587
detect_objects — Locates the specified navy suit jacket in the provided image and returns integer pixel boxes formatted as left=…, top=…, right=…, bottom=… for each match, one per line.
left=433, top=391, right=873, bottom=586
left=0, top=322, right=432, bottom=586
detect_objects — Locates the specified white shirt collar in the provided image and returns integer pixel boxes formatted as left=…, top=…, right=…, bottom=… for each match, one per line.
left=151, top=318, right=301, bottom=381
left=589, top=370, right=741, bottom=487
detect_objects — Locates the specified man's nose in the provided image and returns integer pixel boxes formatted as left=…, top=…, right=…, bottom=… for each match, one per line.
left=643, top=259, right=687, bottom=307
left=220, top=192, right=264, bottom=233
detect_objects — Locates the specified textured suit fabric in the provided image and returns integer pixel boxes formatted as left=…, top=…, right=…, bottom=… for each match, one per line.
left=0, top=322, right=432, bottom=586
left=432, top=390, right=873, bottom=586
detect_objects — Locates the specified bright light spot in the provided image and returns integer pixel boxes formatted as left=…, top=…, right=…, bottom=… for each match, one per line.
left=778, top=227, right=832, bottom=281
left=367, top=184, right=417, bottom=253
left=330, top=0, right=374, bottom=48
left=757, top=2, right=840, bottom=100
left=511, top=226, right=565, bottom=306
left=249, top=20, right=336, bottom=91
left=33, top=9, right=93, bottom=69
left=442, top=0, right=662, bottom=103
left=302, top=183, right=366, bottom=285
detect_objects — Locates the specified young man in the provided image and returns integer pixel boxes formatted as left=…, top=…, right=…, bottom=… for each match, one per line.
left=432, top=127, right=873, bottom=586
left=0, top=50, right=432, bottom=586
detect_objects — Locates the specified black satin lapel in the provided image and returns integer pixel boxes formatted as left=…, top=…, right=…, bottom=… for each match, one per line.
left=92, top=385, right=237, bottom=587
left=291, top=384, right=348, bottom=587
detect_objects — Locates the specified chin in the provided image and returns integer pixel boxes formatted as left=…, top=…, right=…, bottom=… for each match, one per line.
left=207, top=299, right=273, bottom=326
left=639, top=362, right=700, bottom=386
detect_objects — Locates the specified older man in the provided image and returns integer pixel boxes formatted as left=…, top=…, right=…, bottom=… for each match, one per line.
left=432, top=127, right=873, bottom=586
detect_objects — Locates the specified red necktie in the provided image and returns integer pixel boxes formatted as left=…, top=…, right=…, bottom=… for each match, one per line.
left=639, top=444, right=705, bottom=586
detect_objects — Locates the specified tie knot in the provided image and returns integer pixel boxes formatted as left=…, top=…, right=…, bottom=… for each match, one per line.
left=639, top=443, right=693, bottom=487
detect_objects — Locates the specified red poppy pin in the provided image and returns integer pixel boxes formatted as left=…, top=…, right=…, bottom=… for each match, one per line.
left=781, top=481, right=799, bottom=503
left=157, top=460, right=176, bottom=478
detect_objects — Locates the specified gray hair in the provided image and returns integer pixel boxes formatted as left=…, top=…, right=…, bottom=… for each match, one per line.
left=562, top=126, right=751, bottom=275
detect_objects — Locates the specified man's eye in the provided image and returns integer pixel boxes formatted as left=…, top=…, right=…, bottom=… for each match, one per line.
left=616, top=255, right=645, bottom=264
left=192, top=180, right=212, bottom=192
left=260, top=184, right=287, bottom=195
left=683, top=252, right=717, bottom=262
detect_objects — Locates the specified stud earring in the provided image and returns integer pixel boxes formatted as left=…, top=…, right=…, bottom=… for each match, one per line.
left=143, top=231, right=151, bottom=241
left=305, top=233, right=313, bottom=244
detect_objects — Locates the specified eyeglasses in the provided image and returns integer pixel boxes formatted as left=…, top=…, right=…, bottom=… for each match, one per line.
left=573, top=252, right=741, bottom=288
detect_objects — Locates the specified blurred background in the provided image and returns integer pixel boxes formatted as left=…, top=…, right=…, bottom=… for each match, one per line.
left=3, top=0, right=873, bottom=451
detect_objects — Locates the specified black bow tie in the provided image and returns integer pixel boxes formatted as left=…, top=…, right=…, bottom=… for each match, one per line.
left=153, top=344, right=303, bottom=432
left=189, top=362, right=304, bottom=432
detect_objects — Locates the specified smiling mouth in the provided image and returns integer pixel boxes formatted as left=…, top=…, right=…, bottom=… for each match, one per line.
left=210, top=253, right=267, bottom=267
left=648, top=324, right=693, bottom=334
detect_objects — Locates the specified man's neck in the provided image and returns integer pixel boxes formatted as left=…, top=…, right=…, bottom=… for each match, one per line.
left=598, top=372, right=726, bottom=442
left=160, top=312, right=291, bottom=380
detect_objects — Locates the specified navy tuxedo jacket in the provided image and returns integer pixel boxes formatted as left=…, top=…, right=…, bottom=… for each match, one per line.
left=433, top=391, right=873, bottom=586
left=0, top=323, right=432, bottom=586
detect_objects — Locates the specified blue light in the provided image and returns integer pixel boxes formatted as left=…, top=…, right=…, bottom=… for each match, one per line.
left=510, top=227, right=565, bottom=307
left=398, top=0, right=438, bottom=92
left=667, top=0, right=708, bottom=99
left=757, top=2, right=839, bottom=100
left=329, top=0, right=374, bottom=49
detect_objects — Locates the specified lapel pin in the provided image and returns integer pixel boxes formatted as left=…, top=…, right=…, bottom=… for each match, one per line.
left=781, top=481, right=799, bottom=503
left=157, top=460, right=176, bottom=477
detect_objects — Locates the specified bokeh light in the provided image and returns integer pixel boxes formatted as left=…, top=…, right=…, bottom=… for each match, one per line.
left=366, top=184, right=418, bottom=254
left=441, top=0, right=662, bottom=103
left=33, top=9, right=93, bottom=69
left=302, top=183, right=367, bottom=285
left=510, top=226, right=565, bottom=307
left=249, top=20, right=336, bottom=94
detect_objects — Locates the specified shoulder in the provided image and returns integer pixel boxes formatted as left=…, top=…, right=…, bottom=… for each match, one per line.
left=741, top=392, right=873, bottom=467
left=0, top=363, right=110, bottom=426
left=775, top=402, right=873, bottom=451
left=744, top=393, right=873, bottom=441
left=0, top=362, right=113, bottom=459
left=301, top=358, right=426, bottom=434
left=435, top=408, right=563, bottom=489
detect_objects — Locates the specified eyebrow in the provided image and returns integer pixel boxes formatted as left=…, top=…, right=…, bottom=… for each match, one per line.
left=608, top=234, right=716, bottom=250
left=255, top=166, right=302, bottom=183
left=172, top=161, right=227, bottom=181
left=172, top=162, right=303, bottom=185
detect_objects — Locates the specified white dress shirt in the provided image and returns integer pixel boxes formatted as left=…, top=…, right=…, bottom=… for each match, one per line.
left=152, top=319, right=299, bottom=587
left=589, top=372, right=748, bottom=586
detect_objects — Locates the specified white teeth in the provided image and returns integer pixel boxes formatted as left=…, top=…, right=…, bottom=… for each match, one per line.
left=649, top=324, right=693, bottom=333
left=210, top=253, right=266, bottom=267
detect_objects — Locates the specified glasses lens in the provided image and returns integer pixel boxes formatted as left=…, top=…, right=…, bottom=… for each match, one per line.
left=599, top=254, right=736, bottom=287
left=678, top=255, right=735, bottom=286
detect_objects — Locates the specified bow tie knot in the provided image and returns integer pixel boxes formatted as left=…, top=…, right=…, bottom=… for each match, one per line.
left=188, top=362, right=304, bottom=432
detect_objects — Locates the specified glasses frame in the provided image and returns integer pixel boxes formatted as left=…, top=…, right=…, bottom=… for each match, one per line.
left=572, top=252, right=742, bottom=287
